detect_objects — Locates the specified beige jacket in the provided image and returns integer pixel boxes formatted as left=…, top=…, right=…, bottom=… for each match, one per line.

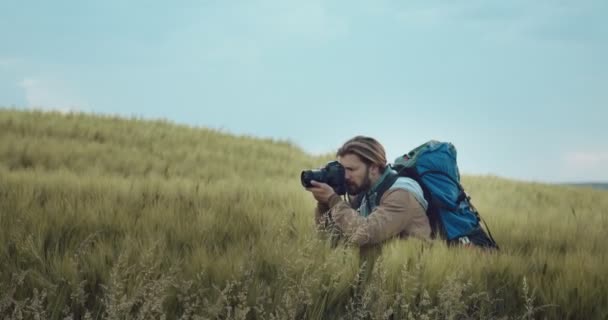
left=315, top=189, right=431, bottom=246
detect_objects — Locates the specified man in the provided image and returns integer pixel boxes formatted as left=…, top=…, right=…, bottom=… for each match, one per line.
left=306, top=136, right=431, bottom=247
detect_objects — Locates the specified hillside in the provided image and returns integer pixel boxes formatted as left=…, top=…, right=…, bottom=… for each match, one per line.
left=1, top=108, right=607, bottom=319
left=0, top=108, right=320, bottom=180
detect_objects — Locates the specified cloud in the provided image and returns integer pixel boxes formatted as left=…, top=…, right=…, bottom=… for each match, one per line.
left=385, top=0, right=605, bottom=45
left=562, top=151, right=608, bottom=181
left=165, top=0, right=349, bottom=67
left=18, top=76, right=89, bottom=113
left=565, top=151, right=608, bottom=167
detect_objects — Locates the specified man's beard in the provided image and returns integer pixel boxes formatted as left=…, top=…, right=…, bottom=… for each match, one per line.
left=347, top=168, right=372, bottom=195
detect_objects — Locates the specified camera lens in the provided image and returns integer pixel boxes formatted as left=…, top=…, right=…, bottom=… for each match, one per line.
left=301, top=170, right=313, bottom=187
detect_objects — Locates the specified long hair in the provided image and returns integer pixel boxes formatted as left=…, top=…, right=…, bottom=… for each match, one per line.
left=336, top=136, right=387, bottom=172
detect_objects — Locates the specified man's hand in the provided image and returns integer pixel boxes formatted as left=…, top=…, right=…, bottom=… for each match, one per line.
left=306, top=180, right=337, bottom=205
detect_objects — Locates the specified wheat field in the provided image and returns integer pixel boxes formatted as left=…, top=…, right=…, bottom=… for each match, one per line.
left=1, top=108, right=607, bottom=319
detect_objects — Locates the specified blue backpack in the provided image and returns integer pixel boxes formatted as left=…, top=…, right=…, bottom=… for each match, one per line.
left=376, top=140, right=498, bottom=248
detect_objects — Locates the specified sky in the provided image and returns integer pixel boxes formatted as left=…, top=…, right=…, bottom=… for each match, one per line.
left=1, top=0, right=607, bottom=183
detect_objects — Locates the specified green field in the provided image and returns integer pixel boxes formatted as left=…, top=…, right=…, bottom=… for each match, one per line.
left=1, top=108, right=607, bottom=319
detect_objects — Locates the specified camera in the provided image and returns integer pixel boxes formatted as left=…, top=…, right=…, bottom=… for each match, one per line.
left=301, top=161, right=347, bottom=195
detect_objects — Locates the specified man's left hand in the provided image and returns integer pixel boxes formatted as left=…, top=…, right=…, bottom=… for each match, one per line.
left=306, top=180, right=337, bottom=204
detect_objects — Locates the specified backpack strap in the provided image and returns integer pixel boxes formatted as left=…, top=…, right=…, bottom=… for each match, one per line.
left=373, top=170, right=400, bottom=207
left=413, top=168, right=499, bottom=248
left=418, top=170, right=467, bottom=210
left=373, top=168, right=445, bottom=239
left=393, top=165, right=447, bottom=239
left=363, top=169, right=398, bottom=214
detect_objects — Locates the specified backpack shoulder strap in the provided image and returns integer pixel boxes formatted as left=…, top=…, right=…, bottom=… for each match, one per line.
left=392, top=165, right=447, bottom=239
left=374, top=168, right=427, bottom=208
left=373, top=169, right=399, bottom=207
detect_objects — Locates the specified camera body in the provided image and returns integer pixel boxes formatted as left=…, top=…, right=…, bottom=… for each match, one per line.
left=301, top=160, right=347, bottom=195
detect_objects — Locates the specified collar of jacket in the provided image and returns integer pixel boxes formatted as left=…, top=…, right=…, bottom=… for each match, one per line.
left=358, top=166, right=394, bottom=217
left=366, top=166, right=393, bottom=198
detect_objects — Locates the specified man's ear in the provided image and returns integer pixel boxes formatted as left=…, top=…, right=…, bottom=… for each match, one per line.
left=369, top=164, right=380, bottom=176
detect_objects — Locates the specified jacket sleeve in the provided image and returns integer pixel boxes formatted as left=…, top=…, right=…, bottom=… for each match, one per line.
left=314, top=194, right=361, bottom=228
left=314, top=201, right=331, bottom=229
left=327, top=189, right=431, bottom=246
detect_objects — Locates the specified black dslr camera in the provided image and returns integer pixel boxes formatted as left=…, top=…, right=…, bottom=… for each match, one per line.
left=301, top=161, right=347, bottom=195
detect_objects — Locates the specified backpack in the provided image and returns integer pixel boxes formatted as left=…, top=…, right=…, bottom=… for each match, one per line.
left=375, top=140, right=499, bottom=249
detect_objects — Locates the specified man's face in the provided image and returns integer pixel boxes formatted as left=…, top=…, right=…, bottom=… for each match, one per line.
left=338, top=153, right=372, bottom=195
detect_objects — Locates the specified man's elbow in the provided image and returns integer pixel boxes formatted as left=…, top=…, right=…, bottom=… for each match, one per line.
left=349, top=223, right=404, bottom=246
left=349, top=227, right=374, bottom=246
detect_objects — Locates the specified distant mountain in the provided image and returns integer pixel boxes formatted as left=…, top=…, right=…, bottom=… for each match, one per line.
left=565, top=183, right=608, bottom=190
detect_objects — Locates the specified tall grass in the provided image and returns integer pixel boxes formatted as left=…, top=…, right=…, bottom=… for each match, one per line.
left=1, top=108, right=607, bottom=319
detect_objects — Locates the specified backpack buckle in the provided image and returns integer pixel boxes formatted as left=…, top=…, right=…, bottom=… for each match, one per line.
left=458, top=236, right=471, bottom=246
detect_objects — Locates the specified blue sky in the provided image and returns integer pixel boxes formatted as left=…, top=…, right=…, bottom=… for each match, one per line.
left=1, top=0, right=606, bottom=183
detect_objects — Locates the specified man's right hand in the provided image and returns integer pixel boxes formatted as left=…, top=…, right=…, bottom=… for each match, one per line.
left=306, top=180, right=336, bottom=205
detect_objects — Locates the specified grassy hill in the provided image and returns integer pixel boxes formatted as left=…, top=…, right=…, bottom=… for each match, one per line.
left=1, top=108, right=607, bottom=319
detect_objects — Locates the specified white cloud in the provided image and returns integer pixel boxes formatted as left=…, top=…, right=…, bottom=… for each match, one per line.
left=385, top=1, right=601, bottom=45
left=165, top=0, right=349, bottom=67
left=18, top=76, right=89, bottom=113
left=565, top=151, right=608, bottom=167
left=562, top=151, right=608, bottom=181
